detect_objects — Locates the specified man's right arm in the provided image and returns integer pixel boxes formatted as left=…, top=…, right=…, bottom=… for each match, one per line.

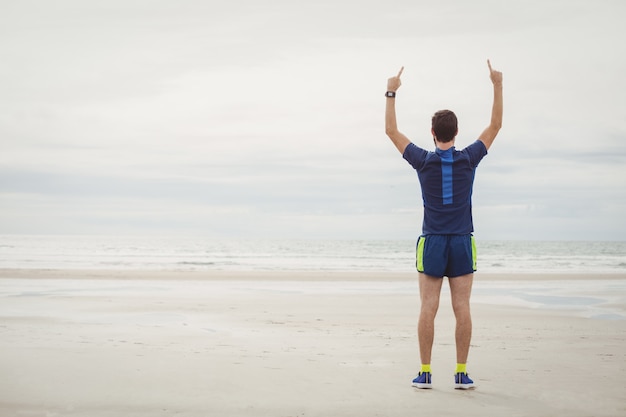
left=478, top=60, right=503, bottom=151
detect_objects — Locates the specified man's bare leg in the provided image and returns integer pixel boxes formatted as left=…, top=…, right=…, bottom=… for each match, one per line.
left=417, top=273, right=443, bottom=365
left=449, top=273, right=473, bottom=364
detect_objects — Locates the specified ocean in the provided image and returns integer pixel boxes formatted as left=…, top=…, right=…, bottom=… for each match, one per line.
left=1, top=235, right=625, bottom=274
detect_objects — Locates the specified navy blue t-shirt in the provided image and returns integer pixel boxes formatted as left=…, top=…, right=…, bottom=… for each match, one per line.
left=403, top=140, right=488, bottom=235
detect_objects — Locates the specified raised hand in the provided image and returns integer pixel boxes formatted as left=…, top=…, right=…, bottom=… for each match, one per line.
left=387, top=66, right=404, bottom=92
left=487, top=60, right=502, bottom=85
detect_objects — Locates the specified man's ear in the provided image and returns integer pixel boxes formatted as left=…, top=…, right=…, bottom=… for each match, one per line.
left=431, top=128, right=436, bottom=142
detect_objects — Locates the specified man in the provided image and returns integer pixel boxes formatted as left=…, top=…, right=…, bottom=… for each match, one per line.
left=384, top=61, right=503, bottom=389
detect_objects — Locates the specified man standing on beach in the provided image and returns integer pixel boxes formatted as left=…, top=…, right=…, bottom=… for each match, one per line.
left=384, top=61, right=503, bottom=389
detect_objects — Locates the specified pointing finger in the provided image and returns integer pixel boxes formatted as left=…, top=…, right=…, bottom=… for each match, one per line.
left=397, top=66, right=404, bottom=78
left=487, top=59, right=493, bottom=73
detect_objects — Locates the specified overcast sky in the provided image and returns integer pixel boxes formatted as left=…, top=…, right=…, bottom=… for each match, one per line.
left=1, top=0, right=625, bottom=240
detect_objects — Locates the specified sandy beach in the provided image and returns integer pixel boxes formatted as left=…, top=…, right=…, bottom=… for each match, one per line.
left=1, top=270, right=625, bottom=417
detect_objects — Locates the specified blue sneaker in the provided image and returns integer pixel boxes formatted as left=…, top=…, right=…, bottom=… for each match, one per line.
left=454, top=372, right=475, bottom=390
left=412, top=372, right=432, bottom=389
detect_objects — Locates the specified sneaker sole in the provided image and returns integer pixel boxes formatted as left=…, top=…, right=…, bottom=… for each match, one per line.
left=454, top=384, right=475, bottom=390
left=412, top=383, right=433, bottom=389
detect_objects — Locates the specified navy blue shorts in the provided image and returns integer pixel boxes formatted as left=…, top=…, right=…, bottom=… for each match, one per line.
left=416, top=234, right=476, bottom=278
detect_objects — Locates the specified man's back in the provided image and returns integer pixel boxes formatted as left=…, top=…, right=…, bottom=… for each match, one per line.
left=402, top=140, right=488, bottom=235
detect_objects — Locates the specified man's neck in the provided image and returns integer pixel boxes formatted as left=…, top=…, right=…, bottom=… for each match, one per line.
left=436, top=140, right=455, bottom=151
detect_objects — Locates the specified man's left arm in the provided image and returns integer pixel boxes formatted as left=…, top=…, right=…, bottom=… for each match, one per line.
left=385, top=67, right=411, bottom=154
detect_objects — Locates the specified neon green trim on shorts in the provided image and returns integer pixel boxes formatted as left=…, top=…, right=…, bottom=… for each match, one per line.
left=471, top=235, right=477, bottom=271
left=416, top=236, right=425, bottom=272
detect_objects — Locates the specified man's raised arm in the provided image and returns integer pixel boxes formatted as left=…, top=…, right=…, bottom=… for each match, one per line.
left=385, top=66, right=411, bottom=154
left=478, top=60, right=503, bottom=150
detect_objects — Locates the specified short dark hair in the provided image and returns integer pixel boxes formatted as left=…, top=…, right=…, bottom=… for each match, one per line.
left=431, top=110, right=458, bottom=143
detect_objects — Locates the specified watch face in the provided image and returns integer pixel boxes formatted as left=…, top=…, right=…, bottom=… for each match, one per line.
left=386, top=91, right=395, bottom=97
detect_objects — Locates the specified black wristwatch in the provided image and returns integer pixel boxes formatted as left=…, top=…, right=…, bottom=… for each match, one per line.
left=385, top=91, right=396, bottom=98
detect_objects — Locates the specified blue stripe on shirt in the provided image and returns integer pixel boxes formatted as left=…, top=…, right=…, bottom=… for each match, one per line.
left=440, top=153, right=453, bottom=205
